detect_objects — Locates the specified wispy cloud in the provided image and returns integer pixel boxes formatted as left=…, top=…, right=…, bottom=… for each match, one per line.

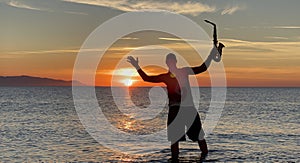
left=272, top=26, right=300, bottom=29
left=158, top=37, right=200, bottom=42
left=222, top=38, right=300, bottom=46
left=264, top=36, right=289, bottom=40
left=6, top=0, right=51, bottom=12
left=5, top=46, right=134, bottom=56
left=64, top=11, right=88, bottom=15
left=221, top=5, right=244, bottom=15
left=119, top=37, right=139, bottom=40
left=239, top=26, right=300, bottom=30
left=7, top=49, right=79, bottom=55
left=221, top=38, right=300, bottom=61
left=62, top=0, right=216, bottom=16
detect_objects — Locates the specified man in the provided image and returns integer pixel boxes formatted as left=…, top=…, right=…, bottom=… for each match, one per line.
left=127, top=44, right=222, bottom=161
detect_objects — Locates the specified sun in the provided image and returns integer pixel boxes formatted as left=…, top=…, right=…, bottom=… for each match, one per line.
left=121, top=78, right=134, bottom=86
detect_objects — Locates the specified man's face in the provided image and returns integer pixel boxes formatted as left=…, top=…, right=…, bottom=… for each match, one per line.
left=166, top=57, right=177, bottom=68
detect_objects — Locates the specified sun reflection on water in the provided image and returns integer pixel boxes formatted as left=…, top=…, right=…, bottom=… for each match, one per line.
left=124, top=121, right=133, bottom=130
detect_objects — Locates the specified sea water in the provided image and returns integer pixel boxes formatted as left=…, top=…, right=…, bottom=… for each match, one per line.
left=0, top=87, right=299, bottom=162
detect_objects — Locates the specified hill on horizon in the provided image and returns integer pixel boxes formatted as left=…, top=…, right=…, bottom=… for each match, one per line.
left=0, top=75, right=83, bottom=86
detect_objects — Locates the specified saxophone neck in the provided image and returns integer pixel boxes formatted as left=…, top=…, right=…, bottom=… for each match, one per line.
left=213, top=24, right=218, bottom=45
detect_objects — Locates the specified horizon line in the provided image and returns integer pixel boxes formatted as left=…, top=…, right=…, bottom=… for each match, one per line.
left=1, top=75, right=299, bottom=88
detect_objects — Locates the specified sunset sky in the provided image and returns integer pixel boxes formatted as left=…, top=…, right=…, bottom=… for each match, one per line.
left=1, top=0, right=300, bottom=87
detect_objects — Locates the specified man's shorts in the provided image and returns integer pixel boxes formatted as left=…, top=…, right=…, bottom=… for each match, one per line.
left=167, top=105, right=205, bottom=143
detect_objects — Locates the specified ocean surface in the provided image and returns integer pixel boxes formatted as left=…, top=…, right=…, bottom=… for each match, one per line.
left=0, top=87, right=299, bottom=162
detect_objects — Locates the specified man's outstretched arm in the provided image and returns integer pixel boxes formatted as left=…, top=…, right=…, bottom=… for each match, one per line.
left=190, top=48, right=217, bottom=75
left=127, top=56, right=163, bottom=83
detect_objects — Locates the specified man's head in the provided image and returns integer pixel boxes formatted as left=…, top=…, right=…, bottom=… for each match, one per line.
left=166, top=53, right=177, bottom=69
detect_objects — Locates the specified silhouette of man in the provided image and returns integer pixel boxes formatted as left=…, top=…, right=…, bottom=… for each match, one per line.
left=127, top=45, right=222, bottom=161
left=127, top=19, right=225, bottom=161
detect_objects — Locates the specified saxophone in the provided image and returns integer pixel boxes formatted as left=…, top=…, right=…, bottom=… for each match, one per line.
left=204, top=20, right=225, bottom=62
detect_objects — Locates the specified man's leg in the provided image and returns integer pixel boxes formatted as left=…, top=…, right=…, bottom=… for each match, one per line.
left=198, top=139, right=208, bottom=159
left=171, top=141, right=179, bottom=160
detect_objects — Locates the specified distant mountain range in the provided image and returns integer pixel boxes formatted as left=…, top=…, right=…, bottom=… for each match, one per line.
left=0, top=76, right=84, bottom=86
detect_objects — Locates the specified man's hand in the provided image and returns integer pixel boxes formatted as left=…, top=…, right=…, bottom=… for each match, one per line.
left=127, top=56, right=140, bottom=70
left=210, top=47, right=219, bottom=57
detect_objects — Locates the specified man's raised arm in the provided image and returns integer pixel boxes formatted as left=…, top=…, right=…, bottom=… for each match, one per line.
left=127, top=56, right=163, bottom=83
left=189, top=47, right=217, bottom=75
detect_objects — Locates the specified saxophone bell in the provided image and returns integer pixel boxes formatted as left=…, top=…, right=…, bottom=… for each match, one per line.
left=213, top=42, right=225, bottom=62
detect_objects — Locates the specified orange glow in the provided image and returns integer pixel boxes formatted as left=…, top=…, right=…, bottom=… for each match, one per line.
left=2, top=31, right=300, bottom=87
left=113, top=68, right=138, bottom=77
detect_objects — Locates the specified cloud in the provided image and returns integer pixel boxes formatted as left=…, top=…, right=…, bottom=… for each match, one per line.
left=158, top=37, right=200, bottom=42
left=7, top=49, right=79, bottom=55
left=272, top=26, right=300, bottom=29
left=239, top=26, right=300, bottom=30
left=6, top=0, right=51, bottom=12
left=119, top=37, right=139, bottom=40
left=264, top=36, right=289, bottom=40
left=62, top=0, right=216, bottom=16
left=228, top=45, right=273, bottom=53
left=221, top=5, right=244, bottom=15
left=222, top=38, right=300, bottom=47
left=220, top=38, right=300, bottom=66
left=64, top=11, right=88, bottom=15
